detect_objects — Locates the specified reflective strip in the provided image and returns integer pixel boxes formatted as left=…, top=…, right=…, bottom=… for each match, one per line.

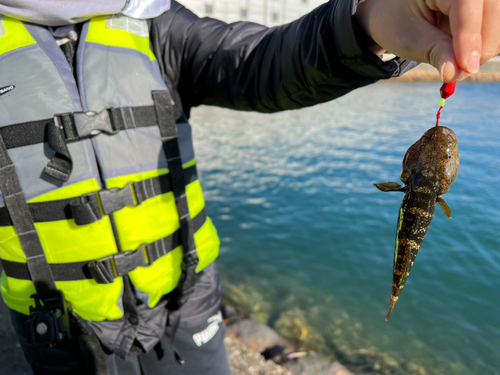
left=86, top=15, right=155, bottom=60
left=0, top=16, right=5, bottom=38
left=0, top=16, right=36, bottom=57
left=106, top=15, right=149, bottom=37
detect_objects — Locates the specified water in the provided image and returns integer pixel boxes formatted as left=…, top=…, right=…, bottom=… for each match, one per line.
left=190, top=82, right=500, bottom=375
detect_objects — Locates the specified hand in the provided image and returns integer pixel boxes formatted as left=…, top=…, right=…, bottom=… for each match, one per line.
left=355, top=0, right=500, bottom=82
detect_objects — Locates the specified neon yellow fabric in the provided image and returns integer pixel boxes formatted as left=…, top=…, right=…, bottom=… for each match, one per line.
left=1, top=273, right=123, bottom=320
left=130, top=248, right=183, bottom=307
left=106, top=163, right=220, bottom=307
left=0, top=16, right=36, bottom=57
left=0, top=15, right=221, bottom=321
left=29, top=178, right=100, bottom=202
left=86, top=16, right=156, bottom=61
left=0, top=274, right=36, bottom=314
left=55, top=279, right=123, bottom=321
left=194, top=217, right=220, bottom=272
left=0, top=178, right=124, bottom=321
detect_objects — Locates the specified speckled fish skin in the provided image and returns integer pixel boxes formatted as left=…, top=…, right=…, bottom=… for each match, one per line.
left=374, top=126, right=459, bottom=321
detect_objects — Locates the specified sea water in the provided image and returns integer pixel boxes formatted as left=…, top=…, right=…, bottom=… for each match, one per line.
left=190, top=82, right=500, bottom=375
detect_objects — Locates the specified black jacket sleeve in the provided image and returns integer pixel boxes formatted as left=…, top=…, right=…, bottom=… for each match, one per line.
left=150, top=0, right=417, bottom=116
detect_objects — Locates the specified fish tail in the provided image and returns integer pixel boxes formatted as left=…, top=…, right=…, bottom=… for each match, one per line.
left=385, top=295, right=399, bottom=321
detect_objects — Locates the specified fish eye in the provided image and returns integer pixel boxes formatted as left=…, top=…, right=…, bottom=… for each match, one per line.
left=445, top=153, right=451, bottom=159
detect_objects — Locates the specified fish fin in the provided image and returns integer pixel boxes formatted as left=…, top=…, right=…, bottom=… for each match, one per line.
left=437, top=196, right=452, bottom=218
left=374, top=182, right=405, bottom=192
left=385, top=295, right=398, bottom=321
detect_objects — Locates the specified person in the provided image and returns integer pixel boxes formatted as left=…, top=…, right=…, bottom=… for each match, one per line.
left=0, top=0, right=497, bottom=374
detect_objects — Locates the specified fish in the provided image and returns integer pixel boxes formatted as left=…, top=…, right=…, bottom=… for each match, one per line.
left=374, top=126, right=459, bottom=321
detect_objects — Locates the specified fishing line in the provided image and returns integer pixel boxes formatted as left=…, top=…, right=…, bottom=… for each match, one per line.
left=435, top=81, right=456, bottom=127
left=433, top=81, right=456, bottom=139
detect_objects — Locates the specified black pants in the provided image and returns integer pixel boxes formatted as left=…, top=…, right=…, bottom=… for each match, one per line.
left=10, top=263, right=231, bottom=375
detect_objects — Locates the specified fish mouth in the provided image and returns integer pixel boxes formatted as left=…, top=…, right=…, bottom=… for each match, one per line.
left=425, top=126, right=458, bottom=144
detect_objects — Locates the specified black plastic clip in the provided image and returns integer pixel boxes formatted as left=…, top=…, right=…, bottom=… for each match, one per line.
left=26, top=290, right=69, bottom=347
left=54, top=112, right=79, bottom=142
left=98, top=184, right=137, bottom=215
left=70, top=193, right=103, bottom=225
left=74, top=108, right=118, bottom=138
left=88, top=249, right=148, bottom=284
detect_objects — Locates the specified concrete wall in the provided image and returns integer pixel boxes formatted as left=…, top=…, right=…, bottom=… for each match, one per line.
left=178, top=0, right=326, bottom=26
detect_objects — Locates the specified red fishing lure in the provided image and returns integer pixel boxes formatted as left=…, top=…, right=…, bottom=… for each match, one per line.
left=436, top=81, right=456, bottom=127
left=433, top=81, right=456, bottom=139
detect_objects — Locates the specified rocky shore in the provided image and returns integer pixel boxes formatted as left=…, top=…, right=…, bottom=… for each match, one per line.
left=220, top=276, right=434, bottom=375
left=223, top=304, right=357, bottom=375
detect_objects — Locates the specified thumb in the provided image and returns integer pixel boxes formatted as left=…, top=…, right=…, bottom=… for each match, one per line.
left=357, top=0, right=463, bottom=82
left=422, top=30, right=462, bottom=83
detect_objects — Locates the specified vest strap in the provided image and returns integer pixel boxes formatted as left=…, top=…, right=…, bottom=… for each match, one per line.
left=0, top=131, right=58, bottom=300
left=43, top=120, right=73, bottom=182
left=1, top=208, right=207, bottom=283
left=0, top=106, right=160, bottom=148
left=0, top=164, right=198, bottom=226
left=0, top=105, right=160, bottom=182
left=152, top=90, right=199, bottom=300
left=152, top=91, right=199, bottom=363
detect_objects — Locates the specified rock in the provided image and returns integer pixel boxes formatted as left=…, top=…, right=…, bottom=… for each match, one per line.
left=226, top=314, right=293, bottom=353
left=284, top=351, right=355, bottom=375
left=225, top=337, right=292, bottom=375
left=224, top=284, right=273, bottom=324
left=329, top=362, right=355, bottom=375
left=274, top=306, right=326, bottom=351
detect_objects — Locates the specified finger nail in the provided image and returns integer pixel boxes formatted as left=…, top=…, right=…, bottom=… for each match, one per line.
left=439, top=60, right=455, bottom=82
left=467, top=51, right=480, bottom=73
left=439, top=60, right=448, bottom=82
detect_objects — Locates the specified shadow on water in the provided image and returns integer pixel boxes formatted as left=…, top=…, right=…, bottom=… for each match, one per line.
left=191, top=82, right=500, bottom=375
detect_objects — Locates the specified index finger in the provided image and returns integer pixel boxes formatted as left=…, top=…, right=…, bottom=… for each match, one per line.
left=447, top=0, right=483, bottom=73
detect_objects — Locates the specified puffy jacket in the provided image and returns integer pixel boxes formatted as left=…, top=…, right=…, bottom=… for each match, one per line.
left=0, top=0, right=416, bottom=360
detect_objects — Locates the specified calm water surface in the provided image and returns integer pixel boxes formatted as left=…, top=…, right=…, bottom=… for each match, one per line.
left=190, top=82, right=500, bottom=375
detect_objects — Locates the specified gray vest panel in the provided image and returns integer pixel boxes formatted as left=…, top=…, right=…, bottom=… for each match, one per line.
left=0, top=46, right=76, bottom=126
left=90, top=123, right=195, bottom=182
left=81, top=44, right=168, bottom=113
left=24, top=24, right=82, bottom=112
left=0, top=140, right=101, bottom=206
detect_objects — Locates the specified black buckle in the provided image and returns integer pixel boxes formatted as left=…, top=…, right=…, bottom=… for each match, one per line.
left=88, top=249, right=148, bottom=284
left=74, top=108, right=117, bottom=137
left=98, top=183, right=137, bottom=215
left=26, top=290, right=69, bottom=347
left=70, top=193, right=103, bottom=225
left=71, top=184, right=139, bottom=226
left=54, top=113, right=78, bottom=142
left=176, top=249, right=198, bottom=305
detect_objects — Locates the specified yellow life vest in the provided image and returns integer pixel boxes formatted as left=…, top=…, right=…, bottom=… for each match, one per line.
left=0, top=15, right=220, bottom=322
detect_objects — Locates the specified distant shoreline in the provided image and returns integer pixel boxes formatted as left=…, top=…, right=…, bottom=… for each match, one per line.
left=384, top=60, right=500, bottom=82
left=389, top=71, right=500, bottom=82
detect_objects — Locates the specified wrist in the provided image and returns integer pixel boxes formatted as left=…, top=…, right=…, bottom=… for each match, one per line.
left=355, top=0, right=386, bottom=55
